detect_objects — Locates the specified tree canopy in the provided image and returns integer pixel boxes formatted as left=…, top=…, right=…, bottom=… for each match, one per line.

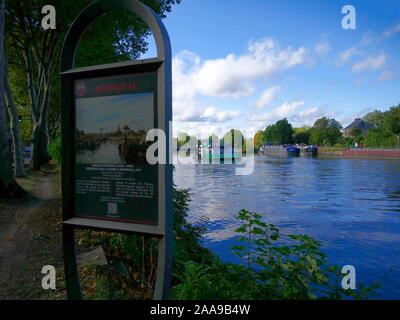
left=263, top=118, right=294, bottom=145
left=364, top=104, right=400, bottom=147
left=363, top=110, right=384, bottom=127
left=309, top=117, right=342, bottom=146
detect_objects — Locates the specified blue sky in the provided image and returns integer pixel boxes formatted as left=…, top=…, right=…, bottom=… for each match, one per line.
left=142, top=0, right=400, bottom=139
left=76, top=93, right=154, bottom=133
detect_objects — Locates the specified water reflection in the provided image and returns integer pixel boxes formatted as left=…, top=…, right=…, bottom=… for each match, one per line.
left=174, top=156, right=400, bottom=299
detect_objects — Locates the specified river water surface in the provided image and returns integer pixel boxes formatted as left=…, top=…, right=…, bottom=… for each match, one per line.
left=174, top=156, right=400, bottom=299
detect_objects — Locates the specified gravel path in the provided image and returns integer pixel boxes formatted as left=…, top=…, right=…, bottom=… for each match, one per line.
left=0, top=169, right=64, bottom=299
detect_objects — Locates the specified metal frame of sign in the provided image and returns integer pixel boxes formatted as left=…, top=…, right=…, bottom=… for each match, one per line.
left=60, top=0, right=172, bottom=300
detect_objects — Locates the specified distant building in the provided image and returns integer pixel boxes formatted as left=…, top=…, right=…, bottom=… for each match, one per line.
left=122, top=124, right=130, bottom=133
left=343, top=118, right=373, bottom=138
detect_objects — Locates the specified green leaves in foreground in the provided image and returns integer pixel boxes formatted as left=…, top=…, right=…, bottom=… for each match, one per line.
left=172, top=209, right=378, bottom=300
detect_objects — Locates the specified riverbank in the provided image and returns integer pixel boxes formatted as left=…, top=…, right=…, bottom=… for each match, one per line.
left=318, top=147, right=400, bottom=159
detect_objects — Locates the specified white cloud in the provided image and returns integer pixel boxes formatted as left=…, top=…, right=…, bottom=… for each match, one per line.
left=378, top=70, right=397, bottom=81
left=314, top=39, right=331, bottom=56
left=352, top=54, right=387, bottom=73
left=384, top=22, right=400, bottom=38
left=254, top=86, right=281, bottom=109
left=249, top=101, right=328, bottom=133
left=202, top=107, right=240, bottom=122
left=336, top=46, right=362, bottom=65
left=173, top=121, right=234, bottom=139
left=172, top=38, right=308, bottom=100
left=251, top=101, right=304, bottom=122
left=173, top=100, right=240, bottom=123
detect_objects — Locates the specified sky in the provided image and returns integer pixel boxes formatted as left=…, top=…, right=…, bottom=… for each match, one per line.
left=76, top=93, right=154, bottom=133
left=141, top=0, right=400, bottom=139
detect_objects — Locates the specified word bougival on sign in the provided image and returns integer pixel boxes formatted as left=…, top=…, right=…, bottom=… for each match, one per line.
left=95, top=81, right=139, bottom=93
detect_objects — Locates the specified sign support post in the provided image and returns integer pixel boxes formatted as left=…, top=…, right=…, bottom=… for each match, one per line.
left=60, top=0, right=172, bottom=300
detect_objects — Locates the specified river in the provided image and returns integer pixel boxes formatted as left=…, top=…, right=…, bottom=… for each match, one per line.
left=76, top=141, right=122, bottom=164
left=174, top=155, right=400, bottom=299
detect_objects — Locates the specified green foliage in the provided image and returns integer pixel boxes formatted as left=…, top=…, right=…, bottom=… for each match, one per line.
left=7, top=63, right=31, bottom=144
left=382, top=105, right=400, bottom=135
left=80, top=191, right=377, bottom=300
left=350, top=127, right=362, bottom=138
left=172, top=259, right=256, bottom=300
left=177, top=132, right=189, bottom=149
left=221, top=129, right=245, bottom=149
left=208, top=134, right=219, bottom=142
left=172, top=188, right=214, bottom=280
left=254, top=130, right=265, bottom=149
left=5, top=0, right=182, bottom=169
left=78, top=187, right=213, bottom=299
left=264, top=118, right=294, bottom=145
left=48, top=135, right=61, bottom=165
left=364, top=127, right=396, bottom=148
left=293, top=129, right=311, bottom=144
left=173, top=209, right=377, bottom=300
left=360, top=105, right=400, bottom=148
left=363, top=110, right=384, bottom=127
left=309, top=117, right=342, bottom=146
left=344, top=137, right=353, bottom=146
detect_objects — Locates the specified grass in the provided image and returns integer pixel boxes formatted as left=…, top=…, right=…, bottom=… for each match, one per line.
left=15, top=174, right=36, bottom=192
left=318, top=146, right=345, bottom=153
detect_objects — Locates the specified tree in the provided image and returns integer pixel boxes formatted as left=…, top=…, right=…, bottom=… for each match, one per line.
left=208, top=134, right=219, bottom=144
left=264, top=118, right=293, bottom=145
left=263, top=124, right=277, bottom=144
left=5, top=0, right=181, bottom=170
left=309, top=117, right=342, bottom=146
left=178, top=132, right=189, bottom=142
left=221, top=129, right=245, bottom=150
left=177, top=132, right=190, bottom=150
left=0, top=0, right=24, bottom=197
left=382, top=105, right=400, bottom=135
left=293, top=128, right=311, bottom=144
left=254, top=130, right=265, bottom=148
left=364, top=127, right=394, bottom=148
left=350, top=127, right=362, bottom=138
left=274, top=119, right=294, bottom=144
left=362, top=110, right=384, bottom=127
left=4, top=54, right=25, bottom=177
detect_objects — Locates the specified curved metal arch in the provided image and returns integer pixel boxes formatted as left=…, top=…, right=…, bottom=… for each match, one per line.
left=60, top=0, right=171, bottom=71
left=60, top=0, right=172, bottom=301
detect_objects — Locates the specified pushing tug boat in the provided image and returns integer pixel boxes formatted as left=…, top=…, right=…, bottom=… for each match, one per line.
left=260, top=143, right=300, bottom=157
left=199, top=141, right=241, bottom=163
left=299, top=144, right=318, bottom=156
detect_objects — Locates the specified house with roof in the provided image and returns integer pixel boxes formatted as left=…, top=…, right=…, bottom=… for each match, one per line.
left=343, top=118, right=374, bottom=138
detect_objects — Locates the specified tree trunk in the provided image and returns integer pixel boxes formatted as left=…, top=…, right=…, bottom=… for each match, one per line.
left=24, top=40, right=51, bottom=170
left=30, top=118, right=51, bottom=170
left=0, top=0, right=24, bottom=198
left=4, top=54, right=25, bottom=177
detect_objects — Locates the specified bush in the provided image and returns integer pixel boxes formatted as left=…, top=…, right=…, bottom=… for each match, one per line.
left=364, top=128, right=395, bottom=148
left=79, top=194, right=378, bottom=300
left=172, top=209, right=378, bottom=300
left=77, top=187, right=213, bottom=299
left=48, top=135, right=61, bottom=165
